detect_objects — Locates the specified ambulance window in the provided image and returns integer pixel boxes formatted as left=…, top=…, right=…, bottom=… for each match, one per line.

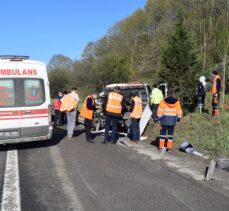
left=0, top=79, right=15, bottom=107
left=23, top=79, right=45, bottom=106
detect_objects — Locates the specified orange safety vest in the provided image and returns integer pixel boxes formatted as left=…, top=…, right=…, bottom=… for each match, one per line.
left=80, top=95, right=95, bottom=120
left=157, top=99, right=183, bottom=120
left=211, top=75, right=221, bottom=94
left=130, top=96, right=143, bottom=119
left=106, top=92, right=123, bottom=114
left=60, top=93, right=78, bottom=112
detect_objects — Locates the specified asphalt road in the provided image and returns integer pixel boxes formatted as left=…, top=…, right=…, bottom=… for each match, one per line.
left=0, top=126, right=229, bottom=211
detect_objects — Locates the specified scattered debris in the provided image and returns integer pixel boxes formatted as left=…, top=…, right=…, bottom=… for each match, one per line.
left=205, top=159, right=216, bottom=181
left=180, top=141, right=209, bottom=159
left=216, top=158, right=229, bottom=171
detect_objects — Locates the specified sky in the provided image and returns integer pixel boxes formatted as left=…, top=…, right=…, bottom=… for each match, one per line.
left=0, top=0, right=146, bottom=64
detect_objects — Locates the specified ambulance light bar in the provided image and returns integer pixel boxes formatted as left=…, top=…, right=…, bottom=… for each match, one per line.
left=0, top=55, right=30, bottom=61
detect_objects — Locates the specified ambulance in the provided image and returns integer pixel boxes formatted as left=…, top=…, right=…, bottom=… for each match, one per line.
left=0, top=55, right=53, bottom=144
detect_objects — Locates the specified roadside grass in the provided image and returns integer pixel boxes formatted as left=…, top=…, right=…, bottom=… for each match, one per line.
left=145, top=93, right=229, bottom=157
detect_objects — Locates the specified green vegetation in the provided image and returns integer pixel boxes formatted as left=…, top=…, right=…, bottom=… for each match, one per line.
left=47, top=0, right=229, bottom=99
left=47, top=1, right=229, bottom=155
left=160, top=14, right=201, bottom=111
left=146, top=94, right=229, bottom=156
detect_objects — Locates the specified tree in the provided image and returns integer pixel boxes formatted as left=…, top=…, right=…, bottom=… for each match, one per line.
left=48, top=68, right=73, bottom=97
left=47, top=54, right=74, bottom=97
left=95, top=53, right=130, bottom=87
left=159, top=14, right=201, bottom=111
left=47, top=54, right=73, bottom=71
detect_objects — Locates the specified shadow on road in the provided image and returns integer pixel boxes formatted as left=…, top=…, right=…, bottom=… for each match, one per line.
left=150, top=136, right=160, bottom=149
left=0, top=126, right=82, bottom=151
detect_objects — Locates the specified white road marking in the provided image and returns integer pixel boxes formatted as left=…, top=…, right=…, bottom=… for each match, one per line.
left=50, top=146, right=84, bottom=211
left=78, top=173, right=98, bottom=197
left=1, top=150, right=21, bottom=211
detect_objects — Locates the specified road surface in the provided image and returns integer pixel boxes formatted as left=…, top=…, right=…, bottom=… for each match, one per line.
left=0, top=126, right=228, bottom=211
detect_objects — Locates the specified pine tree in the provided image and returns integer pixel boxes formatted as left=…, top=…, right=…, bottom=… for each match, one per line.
left=159, top=14, right=201, bottom=111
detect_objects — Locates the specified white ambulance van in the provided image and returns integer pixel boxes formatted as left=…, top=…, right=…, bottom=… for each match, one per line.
left=0, top=55, right=53, bottom=144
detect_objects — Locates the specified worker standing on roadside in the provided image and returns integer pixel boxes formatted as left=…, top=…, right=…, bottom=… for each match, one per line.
left=157, top=89, right=182, bottom=151
left=53, top=91, right=63, bottom=126
left=197, top=76, right=207, bottom=113
left=128, top=92, right=143, bottom=144
left=211, top=71, right=221, bottom=116
left=103, top=86, right=123, bottom=144
left=80, top=92, right=98, bottom=143
left=60, top=87, right=79, bottom=140
left=150, top=84, right=163, bottom=122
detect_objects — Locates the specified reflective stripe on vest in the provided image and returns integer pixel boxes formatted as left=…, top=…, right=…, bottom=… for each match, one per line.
left=80, top=95, right=94, bottom=120
left=157, top=99, right=183, bottom=119
left=211, top=75, right=221, bottom=94
left=130, top=96, right=143, bottom=119
left=106, top=92, right=123, bottom=114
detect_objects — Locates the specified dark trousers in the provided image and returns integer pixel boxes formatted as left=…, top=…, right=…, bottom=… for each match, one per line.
left=198, top=94, right=205, bottom=110
left=212, top=93, right=220, bottom=113
left=129, top=118, right=141, bottom=141
left=85, top=119, right=92, bottom=141
left=104, top=115, right=119, bottom=143
left=151, top=104, right=159, bottom=121
left=160, top=125, right=175, bottom=141
left=54, top=110, right=62, bottom=125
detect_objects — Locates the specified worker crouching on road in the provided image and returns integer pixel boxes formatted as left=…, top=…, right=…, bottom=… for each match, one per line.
left=128, top=92, right=143, bottom=144
left=157, top=89, right=183, bottom=151
left=103, top=86, right=123, bottom=144
left=80, top=93, right=98, bottom=143
left=211, top=71, right=221, bottom=116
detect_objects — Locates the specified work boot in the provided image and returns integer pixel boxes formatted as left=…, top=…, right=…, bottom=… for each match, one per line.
left=167, top=139, right=173, bottom=150
left=67, top=136, right=75, bottom=141
left=159, top=139, right=165, bottom=149
left=87, top=139, right=95, bottom=143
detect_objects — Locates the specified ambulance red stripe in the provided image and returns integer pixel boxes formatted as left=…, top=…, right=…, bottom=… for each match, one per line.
left=0, top=115, right=48, bottom=120
left=0, top=109, right=48, bottom=116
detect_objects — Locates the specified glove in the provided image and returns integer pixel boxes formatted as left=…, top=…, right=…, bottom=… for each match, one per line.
left=177, top=118, right=181, bottom=122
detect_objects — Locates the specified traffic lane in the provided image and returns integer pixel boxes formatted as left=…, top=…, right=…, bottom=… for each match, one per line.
left=13, top=125, right=229, bottom=211
left=58, top=133, right=229, bottom=211
left=0, top=148, right=7, bottom=202
left=17, top=127, right=73, bottom=211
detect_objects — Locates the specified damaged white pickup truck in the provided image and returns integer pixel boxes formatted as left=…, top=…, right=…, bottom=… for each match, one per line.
left=79, top=83, right=167, bottom=136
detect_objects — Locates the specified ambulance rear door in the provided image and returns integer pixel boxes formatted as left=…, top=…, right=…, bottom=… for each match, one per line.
left=17, top=62, right=50, bottom=138
left=0, top=65, right=20, bottom=141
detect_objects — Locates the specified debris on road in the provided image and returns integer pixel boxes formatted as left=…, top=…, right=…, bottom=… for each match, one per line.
left=180, top=141, right=209, bottom=159
left=216, top=158, right=229, bottom=171
left=205, top=159, right=216, bottom=181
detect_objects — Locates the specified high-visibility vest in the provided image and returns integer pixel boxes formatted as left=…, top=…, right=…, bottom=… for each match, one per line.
left=80, top=95, right=95, bottom=120
left=60, top=93, right=78, bottom=112
left=211, top=75, right=221, bottom=94
left=130, top=96, right=142, bottom=119
left=106, top=92, right=123, bottom=114
left=53, top=98, right=61, bottom=110
left=150, top=88, right=163, bottom=104
left=157, top=98, right=183, bottom=124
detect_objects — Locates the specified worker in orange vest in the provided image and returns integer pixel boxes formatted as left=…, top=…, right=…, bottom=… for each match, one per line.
left=157, top=89, right=183, bottom=151
left=103, top=86, right=123, bottom=144
left=53, top=91, right=63, bottom=126
left=61, top=87, right=79, bottom=140
left=80, top=93, right=98, bottom=143
left=211, top=71, right=221, bottom=116
left=128, top=92, right=143, bottom=144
